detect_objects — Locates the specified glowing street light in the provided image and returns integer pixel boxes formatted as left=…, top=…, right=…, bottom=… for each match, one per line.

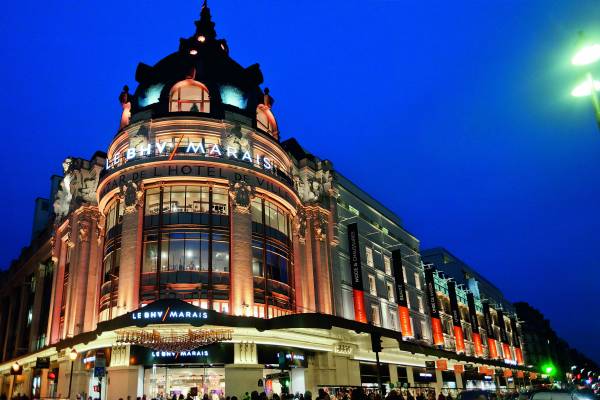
left=571, top=33, right=600, bottom=130
left=572, top=44, right=600, bottom=66
left=67, top=348, right=78, bottom=399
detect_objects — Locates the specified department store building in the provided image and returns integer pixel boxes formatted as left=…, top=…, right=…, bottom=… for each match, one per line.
left=0, top=4, right=532, bottom=400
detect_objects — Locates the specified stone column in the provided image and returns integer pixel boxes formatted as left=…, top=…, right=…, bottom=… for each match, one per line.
left=455, top=369, right=464, bottom=391
left=225, top=342, right=263, bottom=398
left=389, top=364, right=399, bottom=387
left=310, top=210, right=333, bottom=314
left=434, top=369, right=443, bottom=393
left=84, top=212, right=103, bottom=332
left=229, top=181, right=254, bottom=316
left=406, top=366, right=415, bottom=388
left=292, top=208, right=315, bottom=313
left=68, top=209, right=99, bottom=336
left=118, top=182, right=145, bottom=315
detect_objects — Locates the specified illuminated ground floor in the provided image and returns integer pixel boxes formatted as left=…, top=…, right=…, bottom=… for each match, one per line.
left=0, top=301, right=537, bottom=399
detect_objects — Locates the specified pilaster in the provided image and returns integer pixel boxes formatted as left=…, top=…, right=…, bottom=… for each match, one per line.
left=118, top=183, right=144, bottom=315
left=229, top=181, right=254, bottom=316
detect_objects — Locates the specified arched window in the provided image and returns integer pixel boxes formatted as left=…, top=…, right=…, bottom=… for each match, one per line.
left=256, top=104, right=278, bottom=139
left=170, top=79, right=210, bottom=113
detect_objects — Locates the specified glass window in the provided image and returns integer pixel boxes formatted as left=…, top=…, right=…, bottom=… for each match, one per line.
left=212, top=233, right=230, bottom=272
left=384, top=255, right=392, bottom=275
left=418, top=296, right=425, bottom=313
left=387, top=282, right=395, bottom=302
left=368, top=274, right=377, bottom=295
left=170, top=80, right=210, bottom=113
left=212, top=187, right=229, bottom=215
left=414, top=272, right=421, bottom=289
left=366, top=247, right=374, bottom=267
left=420, top=319, right=429, bottom=339
left=371, top=304, right=381, bottom=326
left=145, top=188, right=161, bottom=215
left=251, top=198, right=262, bottom=223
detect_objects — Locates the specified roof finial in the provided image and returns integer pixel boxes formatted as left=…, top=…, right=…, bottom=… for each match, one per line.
left=194, top=0, right=217, bottom=40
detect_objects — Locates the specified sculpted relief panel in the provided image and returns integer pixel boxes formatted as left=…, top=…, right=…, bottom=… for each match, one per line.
left=53, top=157, right=104, bottom=221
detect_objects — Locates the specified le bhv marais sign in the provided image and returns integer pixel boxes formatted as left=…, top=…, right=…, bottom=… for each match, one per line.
left=106, top=139, right=274, bottom=171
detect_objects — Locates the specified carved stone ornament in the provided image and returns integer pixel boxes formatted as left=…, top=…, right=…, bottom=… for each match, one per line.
left=121, top=180, right=144, bottom=214
left=293, top=168, right=333, bottom=204
left=53, top=157, right=102, bottom=221
left=78, top=220, right=90, bottom=243
left=294, top=208, right=307, bottom=243
left=313, top=211, right=328, bottom=241
left=222, top=123, right=251, bottom=157
left=229, top=180, right=255, bottom=214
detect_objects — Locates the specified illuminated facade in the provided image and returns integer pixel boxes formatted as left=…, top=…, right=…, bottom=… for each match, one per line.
left=0, top=4, right=532, bottom=400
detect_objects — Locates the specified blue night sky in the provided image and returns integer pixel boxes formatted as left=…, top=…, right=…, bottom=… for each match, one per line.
left=0, top=1, right=599, bottom=363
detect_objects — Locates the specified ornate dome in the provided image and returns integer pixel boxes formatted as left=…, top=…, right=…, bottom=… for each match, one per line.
left=128, top=1, right=275, bottom=137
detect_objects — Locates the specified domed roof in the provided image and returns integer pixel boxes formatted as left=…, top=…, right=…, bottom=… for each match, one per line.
left=130, top=1, right=265, bottom=123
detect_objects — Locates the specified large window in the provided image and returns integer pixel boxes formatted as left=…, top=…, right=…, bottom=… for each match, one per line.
left=250, top=197, right=292, bottom=317
left=141, top=184, right=230, bottom=310
left=99, top=199, right=123, bottom=322
left=170, top=80, right=210, bottom=113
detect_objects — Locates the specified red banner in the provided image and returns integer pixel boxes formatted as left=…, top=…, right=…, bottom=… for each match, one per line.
left=515, top=347, right=524, bottom=365
left=453, top=326, right=466, bottom=353
left=487, top=338, right=499, bottom=359
left=472, top=332, right=484, bottom=357
left=503, top=369, right=513, bottom=378
left=437, top=360, right=448, bottom=371
left=454, top=364, right=464, bottom=374
left=432, top=317, right=444, bottom=346
left=353, top=289, right=367, bottom=323
left=502, top=343, right=512, bottom=361
left=398, top=306, right=413, bottom=338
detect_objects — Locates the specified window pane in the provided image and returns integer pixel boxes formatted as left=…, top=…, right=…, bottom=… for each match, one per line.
left=145, top=188, right=161, bottom=215
left=213, top=188, right=228, bottom=215
left=212, top=239, right=229, bottom=272
left=167, top=186, right=185, bottom=213
left=169, top=235, right=185, bottom=270
left=251, top=199, right=262, bottom=223
left=143, top=241, right=157, bottom=272
left=185, top=233, right=200, bottom=270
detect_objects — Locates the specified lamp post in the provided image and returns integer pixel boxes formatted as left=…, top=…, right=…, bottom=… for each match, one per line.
left=67, top=348, right=78, bottom=400
left=571, top=32, right=600, bottom=130
left=9, top=362, right=20, bottom=399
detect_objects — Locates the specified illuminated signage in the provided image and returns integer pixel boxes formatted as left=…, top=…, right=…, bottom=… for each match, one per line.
left=106, top=139, right=273, bottom=171
left=419, top=373, right=433, bottom=378
left=276, top=352, right=305, bottom=362
left=151, top=350, right=209, bottom=358
left=131, top=309, right=209, bottom=322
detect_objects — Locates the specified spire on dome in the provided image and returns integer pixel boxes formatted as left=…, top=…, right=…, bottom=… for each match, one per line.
left=194, top=0, right=217, bottom=41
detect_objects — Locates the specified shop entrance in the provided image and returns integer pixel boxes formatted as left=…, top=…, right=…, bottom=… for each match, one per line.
left=143, top=365, right=225, bottom=400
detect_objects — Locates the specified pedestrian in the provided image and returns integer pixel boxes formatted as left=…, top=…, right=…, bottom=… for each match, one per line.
left=437, top=393, right=445, bottom=400
left=243, top=393, right=250, bottom=400
left=305, top=391, right=313, bottom=400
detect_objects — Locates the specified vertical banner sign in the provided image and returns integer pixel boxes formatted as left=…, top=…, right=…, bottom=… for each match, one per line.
left=447, top=280, right=466, bottom=354
left=482, top=302, right=499, bottom=359
left=497, top=310, right=512, bottom=361
left=392, top=250, right=413, bottom=338
left=347, top=223, right=367, bottom=323
left=424, top=267, right=444, bottom=346
left=467, top=292, right=484, bottom=357
left=510, top=317, right=524, bottom=365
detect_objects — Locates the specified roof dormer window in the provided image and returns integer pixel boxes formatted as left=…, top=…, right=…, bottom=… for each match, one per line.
left=170, top=79, right=210, bottom=113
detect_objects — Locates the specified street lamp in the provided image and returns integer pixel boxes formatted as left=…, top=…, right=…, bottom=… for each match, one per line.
left=67, top=348, right=78, bottom=400
left=571, top=33, right=600, bottom=130
left=9, top=362, right=20, bottom=399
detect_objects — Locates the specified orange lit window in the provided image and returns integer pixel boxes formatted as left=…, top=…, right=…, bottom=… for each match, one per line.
left=170, top=79, right=210, bottom=113
left=256, top=104, right=278, bottom=138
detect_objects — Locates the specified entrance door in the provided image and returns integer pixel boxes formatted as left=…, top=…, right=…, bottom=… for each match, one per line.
left=144, top=365, right=225, bottom=399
